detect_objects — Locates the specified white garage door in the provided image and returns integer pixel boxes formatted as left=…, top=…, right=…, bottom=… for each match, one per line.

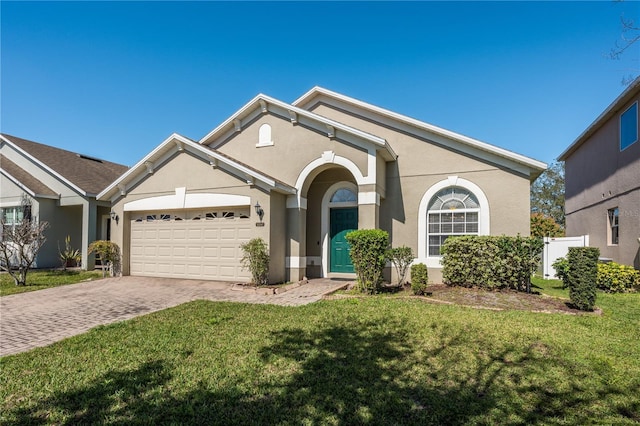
left=130, top=208, right=252, bottom=281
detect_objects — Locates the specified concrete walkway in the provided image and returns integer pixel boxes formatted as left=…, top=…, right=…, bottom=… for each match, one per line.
left=0, top=276, right=349, bottom=357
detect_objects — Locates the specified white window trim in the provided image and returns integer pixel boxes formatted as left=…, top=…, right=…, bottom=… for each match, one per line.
left=417, top=177, right=490, bottom=268
left=256, top=123, right=274, bottom=147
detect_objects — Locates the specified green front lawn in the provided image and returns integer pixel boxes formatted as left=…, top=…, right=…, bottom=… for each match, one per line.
left=1, top=279, right=639, bottom=424
left=0, top=270, right=104, bottom=296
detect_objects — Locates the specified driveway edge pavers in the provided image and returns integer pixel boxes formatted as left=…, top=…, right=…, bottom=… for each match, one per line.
left=0, top=276, right=349, bottom=357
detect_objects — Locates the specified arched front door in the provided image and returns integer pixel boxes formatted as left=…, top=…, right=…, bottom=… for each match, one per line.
left=329, top=207, right=358, bottom=273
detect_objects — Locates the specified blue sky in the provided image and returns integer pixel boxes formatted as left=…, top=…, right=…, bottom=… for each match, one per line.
left=2, top=1, right=639, bottom=167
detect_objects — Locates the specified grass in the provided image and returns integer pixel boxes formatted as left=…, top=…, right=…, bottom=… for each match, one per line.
left=1, top=278, right=639, bottom=424
left=0, top=269, right=104, bottom=296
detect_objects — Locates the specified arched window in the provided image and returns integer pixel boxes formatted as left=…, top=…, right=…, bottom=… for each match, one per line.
left=427, top=187, right=480, bottom=256
left=330, top=188, right=357, bottom=203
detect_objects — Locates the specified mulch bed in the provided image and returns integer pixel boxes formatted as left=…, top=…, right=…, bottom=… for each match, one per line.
left=333, top=283, right=601, bottom=315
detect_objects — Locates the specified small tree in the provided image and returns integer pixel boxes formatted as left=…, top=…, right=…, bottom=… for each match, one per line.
left=88, top=240, right=121, bottom=277
left=0, top=196, right=49, bottom=286
left=345, top=229, right=389, bottom=294
left=530, top=213, right=564, bottom=238
left=390, top=245, right=414, bottom=286
left=240, top=238, right=270, bottom=286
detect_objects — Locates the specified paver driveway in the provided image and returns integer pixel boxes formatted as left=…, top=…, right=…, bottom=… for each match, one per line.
left=0, top=276, right=348, bottom=357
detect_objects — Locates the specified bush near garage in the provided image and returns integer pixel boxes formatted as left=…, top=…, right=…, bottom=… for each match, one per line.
left=441, top=235, right=543, bottom=292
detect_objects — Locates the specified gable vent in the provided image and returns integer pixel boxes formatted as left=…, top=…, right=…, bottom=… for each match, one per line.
left=76, top=153, right=104, bottom=163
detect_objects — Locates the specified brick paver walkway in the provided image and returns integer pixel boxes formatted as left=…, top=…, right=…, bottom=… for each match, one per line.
left=0, top=276, right=349, bottom=357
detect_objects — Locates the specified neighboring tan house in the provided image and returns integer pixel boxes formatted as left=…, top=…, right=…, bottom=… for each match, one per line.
left=0, top=134, right=129, bottom=269
left=559, top=77, right=640, bottom=268
left=98, top=87, right=546, bottom=283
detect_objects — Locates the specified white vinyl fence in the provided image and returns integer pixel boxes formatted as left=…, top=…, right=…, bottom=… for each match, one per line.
left=542, top=235, right=590, bottom=279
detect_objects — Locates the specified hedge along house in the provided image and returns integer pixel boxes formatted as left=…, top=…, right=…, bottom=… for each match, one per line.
left=98, top=88, right=546, bottom=283
left=0, top=134, right=129, bottom=269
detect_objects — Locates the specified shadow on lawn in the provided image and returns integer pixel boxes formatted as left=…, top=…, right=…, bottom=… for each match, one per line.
left=5, top=321, right=634, bottom=425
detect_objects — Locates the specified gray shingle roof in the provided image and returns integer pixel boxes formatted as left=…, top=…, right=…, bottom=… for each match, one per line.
left=0, top=154, right=57, bottom=197
left=1, top=134, right=128, bottom=195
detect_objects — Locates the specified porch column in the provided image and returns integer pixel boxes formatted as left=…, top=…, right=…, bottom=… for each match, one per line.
left=358, top=189, right=380, bottom=229
left=286, top=195, right=307, bottom=281
left=81, top=200, right=97, bottom=270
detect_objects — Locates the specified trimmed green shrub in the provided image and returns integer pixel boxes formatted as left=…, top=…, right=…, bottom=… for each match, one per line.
left=552, top=256, right=570, bottom=287
left=240, top=238, right=270, bottom=286
left=597, top=262, right=640, bottom=293
left=441, top=235, right=543, bottom=292
left=410, top=263, right=428, bottom=295
left=567, top=247, right=599, bottom=311
left=345, top=229, right=389, bottom=294
left=390, top=245, right=414, bottom=286
left=87, top=240, right=120, bottom=277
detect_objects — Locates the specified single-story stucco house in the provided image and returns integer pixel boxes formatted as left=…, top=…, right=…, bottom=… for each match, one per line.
left=98, top=87, right=546, bottom=283
left=0, top=134, right=129, bottom=269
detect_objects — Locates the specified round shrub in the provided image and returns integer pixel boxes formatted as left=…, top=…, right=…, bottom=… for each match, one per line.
left=345, top=229, right=389, bottom=294
left=410, top=263, right=428, bottom=295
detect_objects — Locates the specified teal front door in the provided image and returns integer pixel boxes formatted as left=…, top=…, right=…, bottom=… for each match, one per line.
left=330, top=207, right=358, bottom=273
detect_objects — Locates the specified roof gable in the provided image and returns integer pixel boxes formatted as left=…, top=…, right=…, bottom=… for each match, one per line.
left=97, top=133, right=296, bottom=202
left=198, top=93, right=397, bottom=162
left=0, top=134, right=129, bottom=196
left=293, top=87, right=547, bottom=180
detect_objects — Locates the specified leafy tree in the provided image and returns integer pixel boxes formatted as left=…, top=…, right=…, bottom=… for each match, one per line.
left=389, top=245, right=414, bottom=286
left=0, top=196, right=49, bottom=286
left=88, top=240, right=121, bottom=278
left=530, top=213, right=564, bottom=238
left=531, top=161, right=565, bottom=230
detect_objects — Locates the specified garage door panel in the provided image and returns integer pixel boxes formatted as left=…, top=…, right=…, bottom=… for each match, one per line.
left=130, top=212, right=252, bottom=281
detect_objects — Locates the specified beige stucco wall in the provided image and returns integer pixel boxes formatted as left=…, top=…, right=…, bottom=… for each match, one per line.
left=211, top=113, right=369, bottom=189
left=306, top=102, right=532, bottom=283
left=110, top=150, right=284, bottom=281
left=564, top=94, right=640, bottom=268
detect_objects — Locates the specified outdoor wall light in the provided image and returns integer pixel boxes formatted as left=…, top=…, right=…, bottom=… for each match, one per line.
left=254, top=201, right=264, bottom=222
left=109, top=211, right=119, bottom=224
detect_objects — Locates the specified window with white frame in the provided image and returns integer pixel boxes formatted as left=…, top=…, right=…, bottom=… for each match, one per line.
left=620, top=102, right=638, bottom=151
left=608, top=207, right=619, bottom=245
left=427, top=187, right=480, bottom=256
left=2, top=207, right=24, bottom=226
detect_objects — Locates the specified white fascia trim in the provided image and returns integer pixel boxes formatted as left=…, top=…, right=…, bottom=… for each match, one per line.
left=292, top=87, right=545, bottom=172
left=198, top=94, right=397, bottom=160
left=0, top=134, right=88, bottom=197
left=124, top=190, right=251, bottom=212
left=97, top=133, right=295, bottom=201
left=0, top=169, right=36, bottom=198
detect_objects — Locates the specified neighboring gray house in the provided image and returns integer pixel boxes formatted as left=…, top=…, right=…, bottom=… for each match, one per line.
left=0, top=134, right=128, bottom=269
left=559, top=77, right=640, bottom=268
left=99, top=87, right=546, bottom=283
